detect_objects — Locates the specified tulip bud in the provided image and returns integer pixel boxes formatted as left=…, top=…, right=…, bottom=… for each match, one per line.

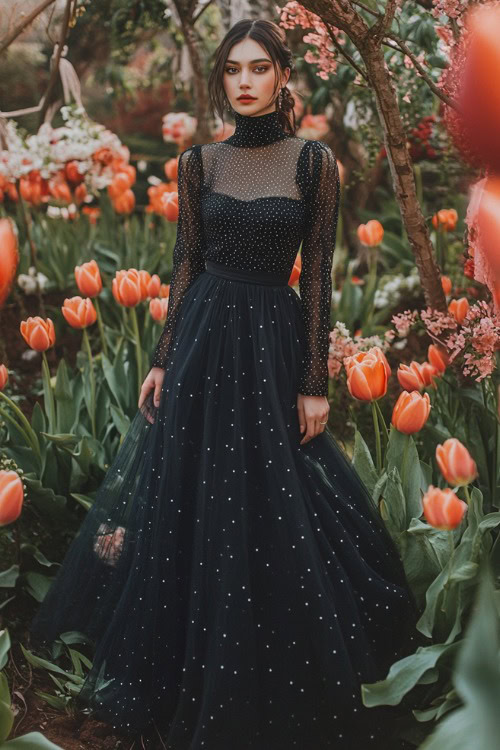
left=436, top=438, right=478, bottom=487
left=428, top=344, right=449, bottom=374
left=61, top=296, right=97, bottom=329
left=149, top=297, right=169, bottom=322
left=0, top=470, right=24, bottom=526
left=0, top=364, right=8, bottom=390
left=397, top=362, right=425, bottom=392
left=357, top=219, right=384, bottom=247
left=112, top=269, right=142, bottom=307
left=75, top=259, right=102, bottom=297
left=448, top=297, right=470, bottom=325
left=392, top=390, right=431, bottom=434
left=20, top=316, right=56, bottom=351
left=345, top=350, right=388, bottom=402
left=441, top=275, right=452, bottom=296
left=422, top=485, right=468, bottom=530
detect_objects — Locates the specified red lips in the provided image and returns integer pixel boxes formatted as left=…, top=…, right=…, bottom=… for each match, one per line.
left=238, top=96, right=256, bottom=101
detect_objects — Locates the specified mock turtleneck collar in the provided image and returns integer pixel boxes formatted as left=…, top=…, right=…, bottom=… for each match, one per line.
left=225, top=109, right=288, bottom=147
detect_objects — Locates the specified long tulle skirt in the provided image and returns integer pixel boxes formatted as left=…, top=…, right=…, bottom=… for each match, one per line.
left=29, top=261, right=418, bottom=749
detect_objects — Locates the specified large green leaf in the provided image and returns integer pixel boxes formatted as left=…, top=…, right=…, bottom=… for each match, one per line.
left=361, top=641, right=458, bottom=707
left=352, top=429, right=379, bottom=497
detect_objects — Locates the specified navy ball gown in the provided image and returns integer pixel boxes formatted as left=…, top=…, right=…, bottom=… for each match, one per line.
left=29, top=109, right=418, bottom=749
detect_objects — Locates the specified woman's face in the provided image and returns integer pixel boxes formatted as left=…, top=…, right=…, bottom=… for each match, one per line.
left=223, top=37, right=290, bottom=117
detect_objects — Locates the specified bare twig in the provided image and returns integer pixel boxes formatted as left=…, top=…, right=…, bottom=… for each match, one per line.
left=38, top=0, right=74, bottom=124
left=326, top=23, right=369, bottom=81
left=0, top=0, right=57, bottom=56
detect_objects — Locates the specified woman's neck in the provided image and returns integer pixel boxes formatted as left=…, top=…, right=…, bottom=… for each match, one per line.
left=224, top=109, right=288, bottom=147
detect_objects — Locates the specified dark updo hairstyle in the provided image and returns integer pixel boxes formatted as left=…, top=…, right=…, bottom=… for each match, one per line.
left=207, top=19, right=297, bottom=136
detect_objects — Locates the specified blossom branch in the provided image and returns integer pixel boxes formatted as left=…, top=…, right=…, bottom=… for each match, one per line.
left=325, top=23, right=368, bottom=81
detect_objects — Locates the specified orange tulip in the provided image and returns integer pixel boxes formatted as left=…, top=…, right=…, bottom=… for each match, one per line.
left=345, top=346, right=391, bottom=380
left=436, top=438, right=478, bottom=487
left=159, top=283, right=170, bottom=298
left=20, top=316, right=56, bottom=351
left=419, top=361, right=439, bottom=388
left=0, top=470, right=24, bottom=526
left=137, top=270, right=151, bottom=301
left=457, top=4, right=500, bottom=172
left=164, top=157, right=179, bottom=182
left=147, top=274, right=161, bottom=298
left=357, top=219, right=384, bottom=247
left=113, top=188, right=135, bottom=215
left=82, top=205, right=101, bottom=224
left=441, top=275, right=452, bottom=295
left=75, top=259, right=102, bottom=297
left=448, top=297, right=470, bottom=324
left=108, top=172, right=133, bottom=199
left=112, top=269, right=142, bottom=307
left=392, top=390, right=431, bottom=434
left=397, top=362, right=426, bottom=392
left=428, top=344, right=449, bottom=374
left=345, top=350, right=388, bottom=401
left=432, top=209, right=458, bottom=232
left=74, top=183, right=87, bottom=205
left=0, top=364, right=8, bottom=390
left=422, top=486, right=468, bottom=530
left=0, top=217, right=19, bottom=308
left=48, top=171, right=72, bottom=203
left=62, top=297, right=97, bottom=329
left=149, top=297, right=169, bottom=322
left=289, top=254, right=302, bottom=286
left=65, top=160, right=84, bottom=185
left=160, top=192, right=179, bottom=222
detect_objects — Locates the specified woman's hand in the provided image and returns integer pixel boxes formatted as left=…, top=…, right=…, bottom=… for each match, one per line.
left=138, top=367, right=165, bottom=423
left=297, top=393, right=329, bottom=444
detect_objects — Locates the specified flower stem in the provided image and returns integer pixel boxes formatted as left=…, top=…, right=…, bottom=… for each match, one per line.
left=94, top=297, right=108, bottom=358
left=371, top=401, right=382, bottom=474
left=82, top=328, right=97, bottom=439
left=0, top=397, right=40, bottom=461
left=41, top=351, right=56, bottom=434
left=130, top=306, right=143, bottom=400
left=375, top=399, right=389, bottom=462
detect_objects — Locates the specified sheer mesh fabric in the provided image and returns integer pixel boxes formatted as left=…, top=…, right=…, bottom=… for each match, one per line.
left=150, top=129, right=340, bottom=397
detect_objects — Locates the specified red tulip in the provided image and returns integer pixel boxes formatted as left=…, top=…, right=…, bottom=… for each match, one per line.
left=357, top=219, right=384, bottom=247
left=392, top=390, right=431, bottom=434
left=0, top=217, right=19, bottom=308
left=75, top=259, right=102, bottom=297
left=422, top=486, right=468, bottom=530
left=0, top=470, right=24, bottom=526
left=436, top=438, right=478, bottom=487
left=62, top=297, right=97, bottom=329
left=20, top=316, right=56, bottom=351
left=112, top=269, right=142, bottom=307
left=289, top=254, right=302, bottom=286
left=0, top=364, right=8, bottom=390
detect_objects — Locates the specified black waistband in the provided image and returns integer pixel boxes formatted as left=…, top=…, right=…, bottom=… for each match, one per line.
left=205, top=260, right=289, bottom=287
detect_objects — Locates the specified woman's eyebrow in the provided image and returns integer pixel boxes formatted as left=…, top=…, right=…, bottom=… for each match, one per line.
left=225, top=58, right=272, bottom=64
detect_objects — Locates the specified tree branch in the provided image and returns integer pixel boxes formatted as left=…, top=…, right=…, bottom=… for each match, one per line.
left=325, top=23, right=368, bottom=81
left=0, top=0, right=57, bottom=57
left=38, top=0, right=74, bottom=124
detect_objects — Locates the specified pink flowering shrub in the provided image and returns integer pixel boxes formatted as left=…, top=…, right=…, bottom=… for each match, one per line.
left=391, top=302, right=500, bottom=381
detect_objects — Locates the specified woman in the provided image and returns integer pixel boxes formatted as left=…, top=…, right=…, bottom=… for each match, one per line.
left=30, top=18, right=418, bottom=750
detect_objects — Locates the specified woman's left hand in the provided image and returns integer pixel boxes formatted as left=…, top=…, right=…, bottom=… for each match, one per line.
left=297, top=394, right=329, bottom=444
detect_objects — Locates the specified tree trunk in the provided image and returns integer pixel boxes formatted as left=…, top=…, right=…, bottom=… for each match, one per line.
left=301, top=0, right=447, bottom=312
left=179, top=16, right=212, bottom=144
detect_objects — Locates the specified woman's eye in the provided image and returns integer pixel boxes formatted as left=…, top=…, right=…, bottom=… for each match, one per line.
left=225, top=66, right=268, bottom=74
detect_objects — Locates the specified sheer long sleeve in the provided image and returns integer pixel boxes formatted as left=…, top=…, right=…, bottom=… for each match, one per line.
left=150, top=145, right=206, bottom=370
left=298, top=141, right=341, bottom=397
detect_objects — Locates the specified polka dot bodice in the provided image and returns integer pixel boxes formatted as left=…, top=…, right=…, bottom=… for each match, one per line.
left=150, top=109, right=341, bottom=396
